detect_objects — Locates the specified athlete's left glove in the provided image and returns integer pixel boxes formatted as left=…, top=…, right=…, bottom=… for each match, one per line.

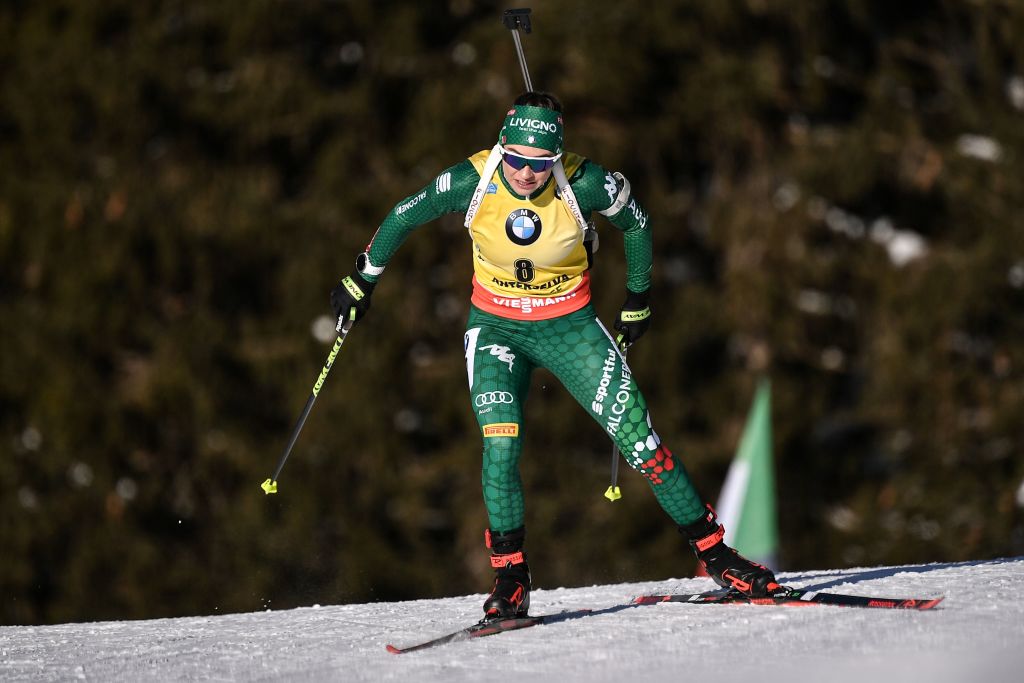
left=614, top=288, right=651, bottom=350
left=330, top=267, right=376, bottom=328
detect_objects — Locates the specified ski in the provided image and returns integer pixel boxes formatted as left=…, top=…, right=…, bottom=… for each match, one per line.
left=633, top=588, right=943, bottom=610
left=386, top=610, right=589, bottom=654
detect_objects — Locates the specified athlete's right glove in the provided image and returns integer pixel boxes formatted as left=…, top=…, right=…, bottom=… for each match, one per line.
left=330, top=267, right=376, bottom=328
left=614, top=288, right=651, bottom=350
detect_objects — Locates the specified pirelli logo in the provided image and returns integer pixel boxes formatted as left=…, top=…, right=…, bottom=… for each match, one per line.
left=483, top=423, right=520, bottom=438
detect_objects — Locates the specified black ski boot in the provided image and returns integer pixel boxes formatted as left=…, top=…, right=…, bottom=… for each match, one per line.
left=680, top=505, right=784, bottom=597
left=482, top=527, right=531, bottom=620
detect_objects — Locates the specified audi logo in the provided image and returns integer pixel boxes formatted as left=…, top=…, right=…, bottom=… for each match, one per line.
left=474, top=391, right=514, bottom=406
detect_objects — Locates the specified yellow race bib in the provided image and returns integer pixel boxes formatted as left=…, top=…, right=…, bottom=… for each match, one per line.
left=467, top=150, right=591, bottom=319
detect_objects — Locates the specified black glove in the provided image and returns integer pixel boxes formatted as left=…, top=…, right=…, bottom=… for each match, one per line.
left=613, top=288, right=651, bottom=349
left=330, top=268, right=376, bottom=327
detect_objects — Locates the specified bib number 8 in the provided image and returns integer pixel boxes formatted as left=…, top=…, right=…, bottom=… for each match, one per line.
left=514, top=258, right=535, bottom=283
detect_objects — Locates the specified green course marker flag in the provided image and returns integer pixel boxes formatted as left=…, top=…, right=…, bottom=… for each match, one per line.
left=714, top=378, right=779, bottom=568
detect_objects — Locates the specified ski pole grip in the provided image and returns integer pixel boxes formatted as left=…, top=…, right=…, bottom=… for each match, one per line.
left=502, top=8, right=534, bottom=91
left=502, top=8, right=532, bottom=33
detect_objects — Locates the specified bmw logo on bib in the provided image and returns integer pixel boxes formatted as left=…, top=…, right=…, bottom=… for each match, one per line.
left=505, top=209, right=542, bottom=246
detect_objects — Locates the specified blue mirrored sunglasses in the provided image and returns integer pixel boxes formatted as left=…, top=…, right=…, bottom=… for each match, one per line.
left=500, top=147, right=562, bottom=173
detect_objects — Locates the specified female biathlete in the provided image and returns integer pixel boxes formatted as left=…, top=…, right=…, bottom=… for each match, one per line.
left=330, top=92, right=783, bottom=620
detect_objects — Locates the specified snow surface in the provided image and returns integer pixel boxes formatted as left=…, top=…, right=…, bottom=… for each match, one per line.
left=2, top=558, right=1023, bottom=683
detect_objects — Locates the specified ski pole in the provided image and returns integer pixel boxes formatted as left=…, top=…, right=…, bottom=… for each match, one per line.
left=604, top=443, right=623, bottom=501
left=502, top=7, right=618, bottom=499
left=604, top=343, right=627, bottom=501
left=502, top=8, right=534, bottom=91
left=261, top=311, right=355, bottom=495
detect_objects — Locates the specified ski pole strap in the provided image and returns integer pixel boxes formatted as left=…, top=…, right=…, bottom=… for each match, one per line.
left=340, top=276, right=365, bottom=301
left=620, top=307, right=651, bottom=323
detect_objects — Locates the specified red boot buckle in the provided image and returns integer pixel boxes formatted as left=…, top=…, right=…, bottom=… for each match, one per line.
left=694, top=524, right=725, bottom=553
left=490, top=551, right=525, bottom=569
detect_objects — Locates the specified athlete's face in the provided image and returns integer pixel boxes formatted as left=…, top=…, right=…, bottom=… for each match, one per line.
left=501, top=144, right=556, bottom=195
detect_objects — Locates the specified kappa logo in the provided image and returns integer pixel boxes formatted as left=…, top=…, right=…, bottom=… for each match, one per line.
left=479, top=344, right=516, bottom=372
left=604, top=172, right=618, bottom=203
left=505, top=209, right=542, bottom=246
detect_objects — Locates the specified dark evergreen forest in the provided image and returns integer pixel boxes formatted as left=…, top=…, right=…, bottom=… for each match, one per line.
left=2, top=0, right=1022, bottom=625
